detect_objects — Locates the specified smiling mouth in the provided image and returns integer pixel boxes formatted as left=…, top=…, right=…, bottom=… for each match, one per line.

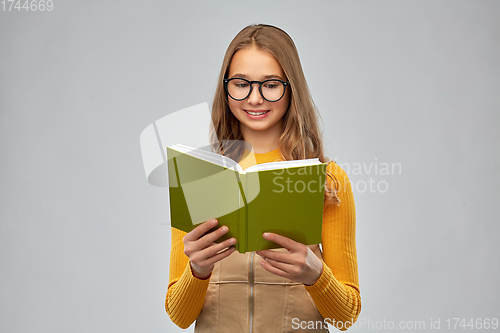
left=245, top=110, right=270, bottom=116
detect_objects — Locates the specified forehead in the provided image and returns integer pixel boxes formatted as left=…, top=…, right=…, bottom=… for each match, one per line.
left=228, top=46, right=286, bottom=79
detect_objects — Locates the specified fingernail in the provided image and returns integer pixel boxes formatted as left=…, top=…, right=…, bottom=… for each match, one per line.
left=222, top=226, right=228, bottom=232
left=263, top=233, right=269, bottom=238
left=211, top=219, right=217, bottom=226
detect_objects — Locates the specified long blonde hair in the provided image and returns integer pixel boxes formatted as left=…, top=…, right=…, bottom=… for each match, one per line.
left=211, top=24, right=339, bottom=204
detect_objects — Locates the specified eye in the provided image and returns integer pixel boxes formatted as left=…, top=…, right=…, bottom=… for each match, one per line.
left=263, top=81, right=280, bottom=89
left=232, top=79, right=249, bottom=88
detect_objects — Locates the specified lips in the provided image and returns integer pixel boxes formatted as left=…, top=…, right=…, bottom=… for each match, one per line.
left=245, top=110, right=270, bottom=116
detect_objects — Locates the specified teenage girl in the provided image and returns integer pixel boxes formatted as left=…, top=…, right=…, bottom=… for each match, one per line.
left=166, top=24, right=360, bottom=332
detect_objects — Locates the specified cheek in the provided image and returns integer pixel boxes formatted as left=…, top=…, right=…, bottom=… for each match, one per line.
left=227, top=98, right=236, bottom=111
left=228, top=99, right=242, bottom=117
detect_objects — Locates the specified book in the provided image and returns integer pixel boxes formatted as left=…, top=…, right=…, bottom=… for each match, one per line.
left=167, top=144, right=327, bottom=253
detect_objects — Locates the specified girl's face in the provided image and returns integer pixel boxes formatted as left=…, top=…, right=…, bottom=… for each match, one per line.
left=227, top=46, right=290, bottom=140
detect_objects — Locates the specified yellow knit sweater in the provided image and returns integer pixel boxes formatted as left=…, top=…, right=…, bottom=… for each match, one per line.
left=165, top=149, right=361, bottom=329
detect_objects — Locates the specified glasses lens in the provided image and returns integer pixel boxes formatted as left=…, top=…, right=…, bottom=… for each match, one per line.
left=261, top=80, right=285, bottom=101
left=227, top=79, right=286, bottom=101
left=227, top=79, right=251, bottom=100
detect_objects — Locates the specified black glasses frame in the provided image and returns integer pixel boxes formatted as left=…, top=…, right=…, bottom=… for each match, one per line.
left=223, top=78, right=290, bottom=102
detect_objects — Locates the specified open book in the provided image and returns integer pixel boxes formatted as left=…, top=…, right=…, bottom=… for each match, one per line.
left=167, top=144, right=327, bottom=253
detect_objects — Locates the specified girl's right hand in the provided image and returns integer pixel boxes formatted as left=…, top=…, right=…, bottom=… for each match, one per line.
left=183, top=219, right=236, bottom=279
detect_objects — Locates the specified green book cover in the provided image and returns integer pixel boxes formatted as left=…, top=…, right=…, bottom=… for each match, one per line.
left=167, top=144, right=326, bottom=253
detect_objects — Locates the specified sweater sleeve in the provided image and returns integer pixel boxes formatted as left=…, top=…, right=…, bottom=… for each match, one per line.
left=165, top=227, right=211, bottom=329
left=304, top=162, right=361, bottom=330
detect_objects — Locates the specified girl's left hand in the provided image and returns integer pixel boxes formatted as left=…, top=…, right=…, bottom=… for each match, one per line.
left=256, top=232, right=323, bottom=286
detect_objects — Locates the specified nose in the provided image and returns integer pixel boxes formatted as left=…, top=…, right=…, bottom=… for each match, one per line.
left=247, top=83, right=264, bottom=104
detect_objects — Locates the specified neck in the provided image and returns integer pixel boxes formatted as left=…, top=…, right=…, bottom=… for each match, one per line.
left=240, top=121, right=281, bottom=154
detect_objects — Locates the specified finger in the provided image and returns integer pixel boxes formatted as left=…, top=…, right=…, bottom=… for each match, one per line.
left=261, top=257, right=294, bottom=273
left=262, top=232, right=300, bottom=251
left=199, top=237, right=237, bottom=260
left=257, top=250, right=294, bottom=265
left=197, top=225, right=230, bottom=249
left=203, top=246, right=236, bottom=267
left=260, top=259, right=291, bottom=279
left=185, top=219, right=218, bottom=241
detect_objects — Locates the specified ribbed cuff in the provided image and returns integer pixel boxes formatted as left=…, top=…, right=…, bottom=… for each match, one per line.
left=304, top=261, right=341, bottom=295
left=166, top=263, right=211, bottom=328
left=304, top=262, right=360, bottom=329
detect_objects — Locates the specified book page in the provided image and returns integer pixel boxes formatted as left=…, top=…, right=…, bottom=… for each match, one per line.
left=244, top=158, right=321, bottom=173
left=171, top=144, right=243, bottom=173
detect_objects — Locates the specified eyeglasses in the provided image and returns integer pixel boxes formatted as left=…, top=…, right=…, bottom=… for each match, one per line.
left=223, top=78, right=290, bottom=102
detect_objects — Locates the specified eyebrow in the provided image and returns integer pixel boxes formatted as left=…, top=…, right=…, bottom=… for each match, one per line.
left=230, top=73, right=286, bottom=80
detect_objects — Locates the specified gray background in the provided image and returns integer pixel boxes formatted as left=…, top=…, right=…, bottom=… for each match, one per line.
left=1, top=0, right=499, bottom=332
